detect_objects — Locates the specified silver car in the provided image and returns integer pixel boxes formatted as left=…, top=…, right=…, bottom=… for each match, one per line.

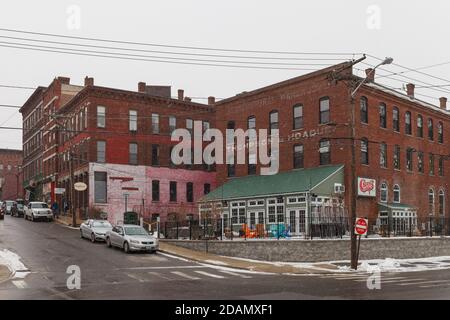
left=24, top=202, right=53, bottom=222
left=80, top=219, right=113, bottom=242
left=106, top=225, right=159, bottom=253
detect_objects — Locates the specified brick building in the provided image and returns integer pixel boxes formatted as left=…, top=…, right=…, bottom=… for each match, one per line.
left=203, top=61, right=450, bottom=236
left=0, top=149, right=23, bottom=200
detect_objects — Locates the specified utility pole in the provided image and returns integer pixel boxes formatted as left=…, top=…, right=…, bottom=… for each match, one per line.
left=69, top=152, right=76, bottom=227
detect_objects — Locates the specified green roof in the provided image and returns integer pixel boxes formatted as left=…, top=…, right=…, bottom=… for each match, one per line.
left=378, top=203, right=417, bottom=210
left=202, top=165, right=344, bottom=202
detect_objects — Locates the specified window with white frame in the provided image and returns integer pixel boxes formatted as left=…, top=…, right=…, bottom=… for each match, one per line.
left=129, top=110, right=137, bottom=131
left=428, top=188, right=435, bottom=216
left=97, top=106, right=106, bottom=128
left=439, top=190, right=445, bottom=216
left=393, top=185, right=400, bottom=203
left=380, top=183, right=388, bottom=203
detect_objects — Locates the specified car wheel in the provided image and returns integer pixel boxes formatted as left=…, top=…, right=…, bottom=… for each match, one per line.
left=31, top=214, right=34, bottom=222
left=90, top=233, right=96, bottom=243
left=106, top=237, right=112, bottom=248
left=123, top=242, right=130, bottom=253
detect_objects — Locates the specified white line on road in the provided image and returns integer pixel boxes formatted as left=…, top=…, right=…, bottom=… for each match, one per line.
left=148, top=272, right=173, bottom=280
left=219, top=270, right=252, bottom=279
left=171, top=271, right=201, bottom=280
left=397, top=280, right=450, bottom=286
left=381, top=278, right=425, bottom=284
left=12, top=280, right=28, bottom=289
left=353, top=277, right=407, bottom=282
left=118, top=265, right=205, bottom=271
left=195, top=270, right=226, bottom=279
left=126, top=273, right=148, bottom=283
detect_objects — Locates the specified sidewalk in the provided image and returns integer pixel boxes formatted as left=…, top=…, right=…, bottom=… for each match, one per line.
left=159, top=242, right=340, bottom=274
left=55, top=215, right=84, bottom=227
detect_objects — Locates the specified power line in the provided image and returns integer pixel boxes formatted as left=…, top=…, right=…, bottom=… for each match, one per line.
left=0, top=84, right=34, bottom=90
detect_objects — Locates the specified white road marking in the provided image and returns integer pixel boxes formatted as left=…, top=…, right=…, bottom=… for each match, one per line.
left=12, top=280, right=28, bottom=289
left=118, top=265, right=205, bottom=270
left=219, top=270, right=252, bottom=279
left=148, top=272, right=173, bottom=280
left=397, top=279, right=450, bottom=286
left=126, top=273, right=148, bottom=283
left=381, top=278, right=425, bottom=284
left=419, top=283, right=450, bottom=288
left=195, top=270, right=226, bottom=279
left=171, top=271, right=201, bottom=280
left=353, top=277, right=407, bottom=282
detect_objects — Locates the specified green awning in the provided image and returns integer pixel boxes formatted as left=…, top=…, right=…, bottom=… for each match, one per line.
left=201, top=165, right=344, bottom=202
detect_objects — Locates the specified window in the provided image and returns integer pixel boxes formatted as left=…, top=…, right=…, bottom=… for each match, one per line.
left=247, top=116, right=256, bottom=130
left=393, top=107, right=399, bottom=132
left=97, top=140, right=106, bottom=163
left=269, top=110, right=279, bottom=133
left=360, top=97, right=368, bottom=124
left=94, top=172, right=107, bottom=203
left=129, top=143, right=138, bottom=165
left=380, top=143, right=387, bottom=168
left=129, top=110, right=137, bottom=131
left=186, top=182, right=194, bottom=203
left=394, top=145, right=401, bottom=169
left=439, top=190, right=445, bottom=216
left=428, top=118, right=434, bottom=140
left=293, top=144, right=304, bottom=169
left=439, top=156, right=444, bottom=176
left=393, top=185, right=400, bottom=203
left=429, top=188, right=435, bottom=216
left=151, top=144, right=159, bottom=166
left=268, top=198, right=284, bottom=224
left=169, top=116, right=176, bottom=134
left=248, top=153, right=256, bottom=175
left=293, top=104, right=304, bottom=129
left=438, top=122, right=444, bottom=143
left=406, top=148, right=413, bottom=171
left=227, top=164, right=235, bottom=177
left=204, top=183, right=211, bottom=195
left=319, top=139, right=330, bottom=165
left=319, top=97, right=330, bottom=124
left=361, top=138, right=369, bottom=165
left=405, top=111, right=411, bottom=135
left=380, top=183, right=388, bottom=203
left=379, top=103, right=387, bottom=128
left=417, top=115, right=423, bottom=137
left=418, top=152, right=424, bottom=173
left=152, top=180, right=160, bottom=201
left=97, top=106, right=106, bottom=128
left=170, top=181, right=177, bottom=202
left=169, top=146, right=175, bottom=168
left=152, top=113, right=160, bottom=134
left=429, top=153, right=435, bottom=175
left=186, top=118, right=193, bottom=133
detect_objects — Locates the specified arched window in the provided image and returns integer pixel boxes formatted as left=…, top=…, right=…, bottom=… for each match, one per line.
left=319, top=139, right=331, bottom=165
left=438, top=122, right=444, bottom=143
left=429, top=188, right=435, bottom=216
left=393, top=185, right=400, bottom=203
left=428, top=118, right=434, bottom=141
left=405, top=111, right=412, bottom=135
left=319, top=97, right=330, bottom=124
left=379, top=103, right=387, bottom=128
left=439, top=190, right=445, bottom=216
left=417, top=115, right=423, bottom=137
left=380, top=182, right=388, bottom=203
left=393, top=107, right=399, bottom=132
left=360, top=97, right=368, bottom=124
left=360, top=138, right=369, bottom=165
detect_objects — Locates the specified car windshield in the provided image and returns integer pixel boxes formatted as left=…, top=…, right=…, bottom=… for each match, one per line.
left=6, top=201, right=14, bottom=206
left=93, top=221, right=112, bottom=228
left=31, top=203, right=49, bottom=209
left=124, top=226, right=148, bottom=236
left=17, top=204, right=24, bottom=209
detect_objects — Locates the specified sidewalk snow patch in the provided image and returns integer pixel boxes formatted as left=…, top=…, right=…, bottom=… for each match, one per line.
left=0, top=249, right=30, bottom=279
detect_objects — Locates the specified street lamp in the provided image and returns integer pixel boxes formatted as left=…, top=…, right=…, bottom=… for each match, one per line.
left=351, top=57, right=394, bottom=98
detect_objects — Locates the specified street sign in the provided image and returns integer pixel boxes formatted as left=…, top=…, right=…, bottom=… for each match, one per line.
left=54, top=188, right=66, bottom=195
left=355, top=218, right=369, bottom=236
left=74, top=182, right=87, bottom=192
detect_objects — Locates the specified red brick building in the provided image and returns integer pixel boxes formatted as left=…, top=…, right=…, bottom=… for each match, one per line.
left=210, top=61, right=450, bottom=235
left=0, top=149, right=23, bottom=200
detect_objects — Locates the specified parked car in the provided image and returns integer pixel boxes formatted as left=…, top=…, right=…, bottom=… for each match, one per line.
left=0, top=202, right=4, bottom=220
left=24, top=202, right=53, bottom=222
left=80, top=219, right=113, bottom=242
left=11, top=201, right=25, bottom=217
left=3, top=200, right=15, bottom=215
left=106, top=224, right=159, bottom=253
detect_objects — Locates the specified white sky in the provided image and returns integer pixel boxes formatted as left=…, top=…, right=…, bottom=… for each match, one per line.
left=1, top=0, right=450, bottom=150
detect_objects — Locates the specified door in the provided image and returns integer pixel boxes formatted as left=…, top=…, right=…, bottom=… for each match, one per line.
left=288, top=209, right=306, bottom=236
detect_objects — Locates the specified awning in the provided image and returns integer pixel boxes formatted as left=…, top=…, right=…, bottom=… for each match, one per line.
left=378, top=202, right=417, bottom=211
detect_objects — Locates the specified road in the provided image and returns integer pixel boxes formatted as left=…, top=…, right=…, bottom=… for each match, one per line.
left=1, top=215, right=450, bottom=300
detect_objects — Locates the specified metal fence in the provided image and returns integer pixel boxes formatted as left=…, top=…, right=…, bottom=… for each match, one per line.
left=374, top=216, right=450, bottom=237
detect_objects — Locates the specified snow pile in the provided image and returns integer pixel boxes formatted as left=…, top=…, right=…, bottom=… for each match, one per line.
left=0, top=249, right=30, bottom=279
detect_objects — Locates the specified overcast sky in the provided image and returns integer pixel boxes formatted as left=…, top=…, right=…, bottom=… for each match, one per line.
left=1, top=0, right=450, bottom=150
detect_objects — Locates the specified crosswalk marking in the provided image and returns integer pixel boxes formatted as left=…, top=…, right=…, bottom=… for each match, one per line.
left=195, top=270, right=226, bottom=279
left=12, top=280, right=28, bottom=289
left=219, top=270, right=252, bottom=279
left=171, top=271, right=201, bottom=280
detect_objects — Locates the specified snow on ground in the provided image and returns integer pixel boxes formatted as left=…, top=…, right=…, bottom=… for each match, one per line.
left=0, top=249, right=30, bottom=279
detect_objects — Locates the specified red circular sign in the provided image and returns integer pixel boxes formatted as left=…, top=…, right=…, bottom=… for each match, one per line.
left=355, top=218, right=368, bottom=235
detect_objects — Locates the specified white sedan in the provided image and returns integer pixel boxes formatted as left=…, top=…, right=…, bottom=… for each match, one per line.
left=80, top=219, right=113, bottom=242
left=24, top=202, right=53, bottom=222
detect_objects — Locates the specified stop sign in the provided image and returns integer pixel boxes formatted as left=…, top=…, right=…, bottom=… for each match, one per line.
left=355, top=218, right=368, bottom=236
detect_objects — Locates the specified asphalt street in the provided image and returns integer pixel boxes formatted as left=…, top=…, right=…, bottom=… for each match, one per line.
left=1, top=215, right=450, bottom=300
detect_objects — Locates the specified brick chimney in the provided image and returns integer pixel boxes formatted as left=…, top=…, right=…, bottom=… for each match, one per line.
left=184, top=97, right=192, bottom=102
left=178, top=89, right=184, bottom=101
left=208, top=96, right=216, bottom=105
left=138, top=82, right=146, bottom=93
left=84, top=76, right=94, bottom=86
left=406, top=83, right=415, bottom=98
left=365, top=68, right=375, bottom=82
left=440, top=97, right=447, bottom=110
left=57, top=77, right=70, bottom=85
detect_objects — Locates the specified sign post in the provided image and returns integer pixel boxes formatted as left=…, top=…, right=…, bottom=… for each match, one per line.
left=354, top=218, right=368, bottom=270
